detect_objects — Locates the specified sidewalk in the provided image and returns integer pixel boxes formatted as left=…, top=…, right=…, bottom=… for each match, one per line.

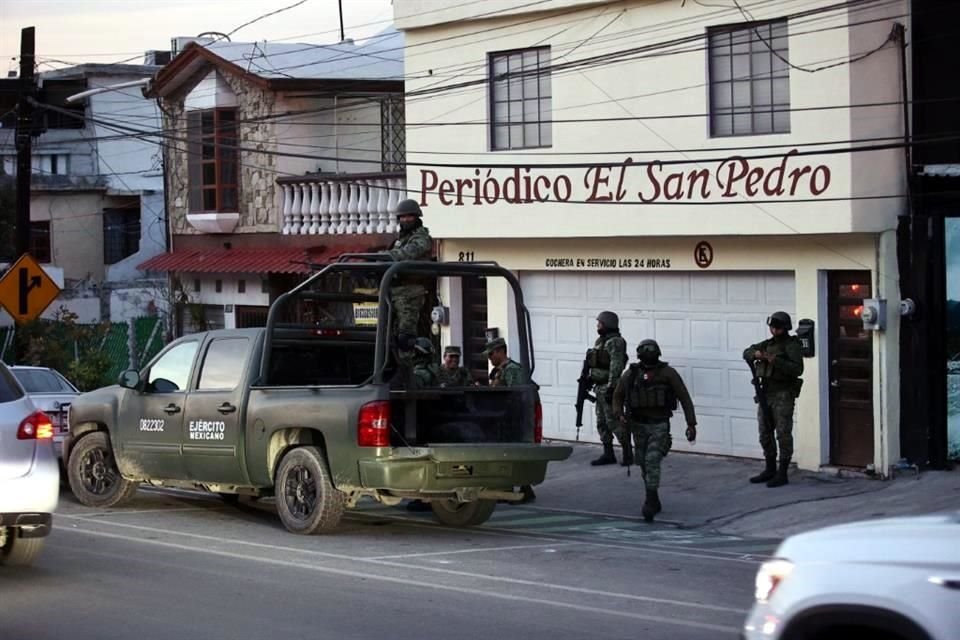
left=537, top=441, right=960, bottom=538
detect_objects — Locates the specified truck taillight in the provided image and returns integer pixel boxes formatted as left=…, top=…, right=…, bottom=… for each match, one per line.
left=358, top=401, right=391, bottom=447
left=534, top=401, right=543, bottom=444
left=17, top=411, right=54, bottom=440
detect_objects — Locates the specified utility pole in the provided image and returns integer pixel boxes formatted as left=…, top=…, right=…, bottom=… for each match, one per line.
left=338, top=0, right=345, bottom=41
left=15, top=27, right=36, bottom=259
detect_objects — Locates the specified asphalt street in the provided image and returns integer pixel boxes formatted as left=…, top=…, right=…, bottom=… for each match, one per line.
left=0, top=487, right=777, bottom=640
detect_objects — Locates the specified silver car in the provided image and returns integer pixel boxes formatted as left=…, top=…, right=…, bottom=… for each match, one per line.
left=0, top=361, right=60, bottom=567
left=10, top=366, right=80, bottom=461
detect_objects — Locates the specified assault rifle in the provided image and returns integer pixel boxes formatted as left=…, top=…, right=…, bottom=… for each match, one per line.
left=574, top=351, right=596, bottom=441
left=747, top=357, right=775, bottom=433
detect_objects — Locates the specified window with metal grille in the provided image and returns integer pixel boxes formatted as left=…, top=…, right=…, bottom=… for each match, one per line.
left=187, top=108, right=238, bottom=212
left=29, top=221, right=51, bottom=263
left=489, top=47, right=551, bottom=150
left=103, top=207, right=141, bottom=264
left=708, top=20, right=790, bottom=137
left=380, top=96, right=405, bottom=172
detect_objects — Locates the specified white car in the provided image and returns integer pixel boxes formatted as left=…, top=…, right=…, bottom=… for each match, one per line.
left=744, top=513, right=960, bottom=640
left=10, top=366, right=80, bottom=461
left=1, top=361, right=60, bottom=567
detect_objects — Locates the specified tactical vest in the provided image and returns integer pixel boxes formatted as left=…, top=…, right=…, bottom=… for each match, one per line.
left=626, top=364, right=677, bottom=412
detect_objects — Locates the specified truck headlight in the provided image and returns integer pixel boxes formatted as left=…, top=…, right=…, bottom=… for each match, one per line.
left=755, top=558, right=793, bottom=602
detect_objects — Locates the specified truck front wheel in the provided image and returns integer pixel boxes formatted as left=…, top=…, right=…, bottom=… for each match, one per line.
left=67, top=432, right=138, bottom=508
left=275, top=446, right=344, bottom=534
left=431, top=499, right=496, bottom=527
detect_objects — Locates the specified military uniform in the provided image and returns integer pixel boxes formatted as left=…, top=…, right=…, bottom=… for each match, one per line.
left=613, top=340, right=697, bottom=522
left=413, top=362, right=441, bottom=388
left=483, top=337, right=534, bottom=503
left=489, top=358, right=527, bottom=386
left=743, top=313, right=804, bottom=487
left=590, top=331, right=628, bottom=453
left=388, top=224, right=433, bottom=339
left=438, top=345, right=475, bottom=387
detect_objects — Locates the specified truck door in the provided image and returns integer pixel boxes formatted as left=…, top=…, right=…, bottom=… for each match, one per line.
left=182, top=336, right=251, bottom=485
left=117, top=339, right=199, bottom=481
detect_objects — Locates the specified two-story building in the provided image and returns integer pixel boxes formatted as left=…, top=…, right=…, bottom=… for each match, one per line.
left=0, top=61, right=168, bottom=324
left=140, top=30, right=407, bottom=334
left=395, top=0, right=909, bottom=474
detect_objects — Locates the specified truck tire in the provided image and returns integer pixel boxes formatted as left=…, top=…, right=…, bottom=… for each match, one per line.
left=67, top=432, right=138, bottom=508
left=275, top=446, right=344, bottom=534
left=1, top=534, right=46, bottom=567
left=431, top=499, right=496, bottom=527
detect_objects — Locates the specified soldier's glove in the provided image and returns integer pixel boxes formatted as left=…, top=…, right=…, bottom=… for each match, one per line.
left=603, top=387, right=614, bottom=404
left=685, top=425, right=697, bottom=444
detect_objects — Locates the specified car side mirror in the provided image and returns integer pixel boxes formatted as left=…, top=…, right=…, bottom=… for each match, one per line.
left=118, top=369, right=141, bottom=389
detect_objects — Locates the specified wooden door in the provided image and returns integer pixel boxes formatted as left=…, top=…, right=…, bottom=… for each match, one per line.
left=828, top=271, right=874, bottom=467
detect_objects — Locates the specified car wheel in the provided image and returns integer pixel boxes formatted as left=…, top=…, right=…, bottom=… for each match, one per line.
left=1, top=534, right=46, bottom=567
left=67, top=432, right=138, bottom=508
left=431, top=499, right=496, bottom=527
left=275, top=447, right=344, bottom=534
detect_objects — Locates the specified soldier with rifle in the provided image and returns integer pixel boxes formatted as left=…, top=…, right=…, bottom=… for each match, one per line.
left=743, top=311, right=804, bottom=488
left=582, top=312, right=628, bottom=466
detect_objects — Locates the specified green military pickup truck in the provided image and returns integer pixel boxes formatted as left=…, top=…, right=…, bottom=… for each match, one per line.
left=65, top=259, right=571, bottom=534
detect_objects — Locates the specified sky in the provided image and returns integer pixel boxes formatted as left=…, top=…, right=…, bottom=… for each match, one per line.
left=0, top=0, right=395, bottom=73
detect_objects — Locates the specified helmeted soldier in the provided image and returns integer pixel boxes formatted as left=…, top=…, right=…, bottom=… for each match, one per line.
left=613, top=339, right=697, bottom=523
left=437, top=345, right=477, bottom=387
left=411, top=337, right=441, bottom=389
left=387, top=199, right=433, bottom=350
left=588, top=311, right=628, bottom=466
left=743, top=311, right=804, bottom=488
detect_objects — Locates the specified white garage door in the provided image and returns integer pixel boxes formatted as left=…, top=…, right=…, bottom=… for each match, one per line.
left=521, top=271, right=796, bottom=459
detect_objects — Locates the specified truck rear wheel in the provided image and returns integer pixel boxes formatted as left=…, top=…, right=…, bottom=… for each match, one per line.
left=67, top=432, right=138, bottom=508
left=431, top=499, right=496, bottom=527
left=275, top=446, right=344, bottom=534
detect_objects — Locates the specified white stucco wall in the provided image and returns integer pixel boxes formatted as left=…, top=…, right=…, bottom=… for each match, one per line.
left=399, top=0, right=908, bottom=239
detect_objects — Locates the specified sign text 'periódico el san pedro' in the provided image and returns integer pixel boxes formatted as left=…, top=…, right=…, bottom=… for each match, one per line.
left=417, top=149, right=831, bottom=207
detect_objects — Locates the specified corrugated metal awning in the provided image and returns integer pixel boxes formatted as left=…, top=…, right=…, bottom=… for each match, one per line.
left=137, top=244, right=382, bottom=274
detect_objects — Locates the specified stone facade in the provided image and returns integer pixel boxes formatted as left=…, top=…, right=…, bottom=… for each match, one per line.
left=163, top=71, right=279, bottom=235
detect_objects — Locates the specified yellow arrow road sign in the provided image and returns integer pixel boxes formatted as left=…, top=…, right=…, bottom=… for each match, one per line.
left=0, top=253, right=62, bottom=324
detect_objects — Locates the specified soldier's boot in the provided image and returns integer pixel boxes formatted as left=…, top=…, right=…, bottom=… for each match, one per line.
left=590, top=443, right=617, bottom=466
left=749, top=457, right=777, bottom=484
left=642, top=489, right=660, bottom=523
left=619, top=443, right=634, bottom=467
left=766, top=459, right=790, bottom=488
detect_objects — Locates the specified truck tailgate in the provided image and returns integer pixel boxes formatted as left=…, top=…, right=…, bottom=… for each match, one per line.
left=358, top=443, right=572, bottom=493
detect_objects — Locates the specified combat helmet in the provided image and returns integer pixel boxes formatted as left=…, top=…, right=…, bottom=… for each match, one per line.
left=767, top=311, right=792, bottom=331
left=396, top=199, right=423, bottom=218
left=596, top=311, right=620, bottom=331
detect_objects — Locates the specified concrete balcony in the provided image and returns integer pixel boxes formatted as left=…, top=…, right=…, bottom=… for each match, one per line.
left=276, top=172, right=406, bottom=236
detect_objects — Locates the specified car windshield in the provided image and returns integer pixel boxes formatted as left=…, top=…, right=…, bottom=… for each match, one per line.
left=12, top=368, right=77, bottom=393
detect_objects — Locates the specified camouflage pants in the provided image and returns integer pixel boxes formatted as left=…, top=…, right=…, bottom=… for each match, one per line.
left=627, top=420, right=670, bottom=490
left=391, top=284, right=426, bottom=337
left=758, top=390, right=795, bottom=461
left=595, top=384, right=625, bottom=446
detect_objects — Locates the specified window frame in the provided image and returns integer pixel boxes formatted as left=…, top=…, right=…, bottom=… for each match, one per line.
left=103, top=206, right=141, bottom=265
left=707, top=19, right=791, bottom=137
left=196, top=337, right=250, bottom=391
left=488, top=46, right=552, bottom=151
left=29, top=220, right=51, bottom=263
left=187, top=107, right=239, bottom=213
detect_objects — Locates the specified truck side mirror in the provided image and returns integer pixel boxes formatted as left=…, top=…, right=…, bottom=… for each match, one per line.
left=796, top=319, right=815, bottom=358
left=118, top=369, right=141, bottom=389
